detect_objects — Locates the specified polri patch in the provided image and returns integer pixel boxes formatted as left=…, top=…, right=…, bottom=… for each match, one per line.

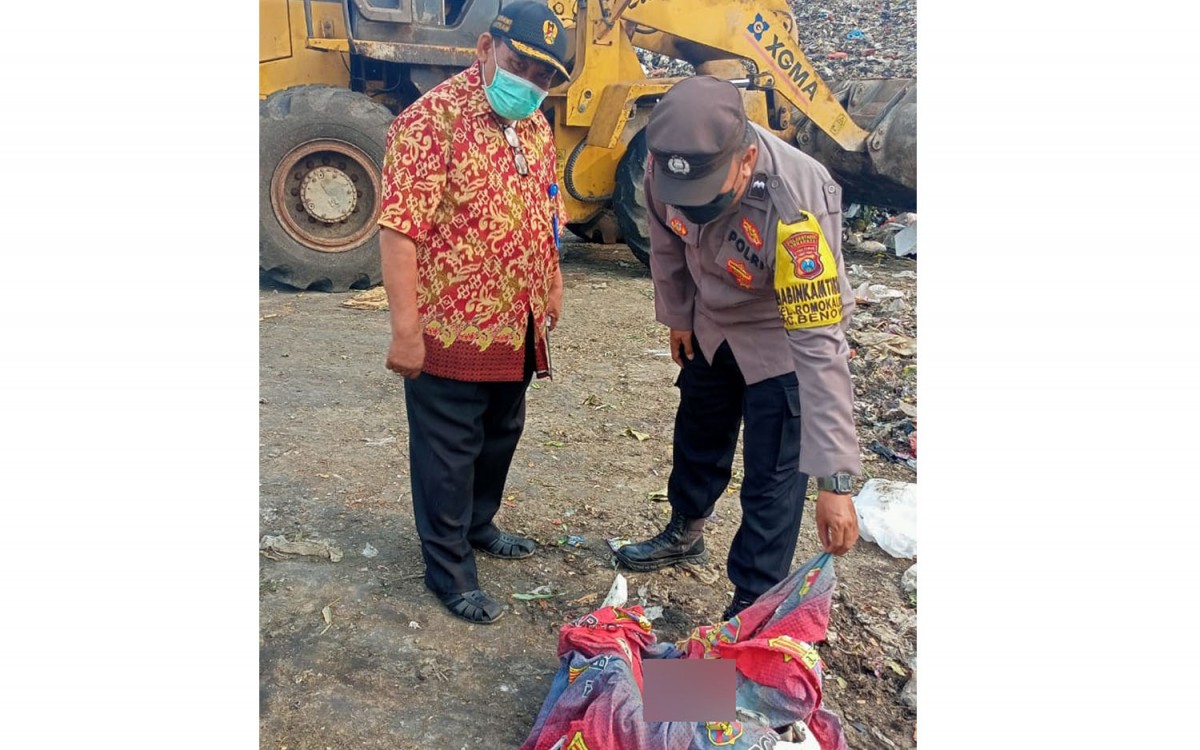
left=740, top=217, right=764, bottom=249
left=669, top=217, right=689, bottom=237
left=726, top=258, right=753, bottom=288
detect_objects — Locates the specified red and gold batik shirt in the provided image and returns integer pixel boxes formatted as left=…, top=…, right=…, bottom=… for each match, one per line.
left=378, top=63, right=566, bottom=382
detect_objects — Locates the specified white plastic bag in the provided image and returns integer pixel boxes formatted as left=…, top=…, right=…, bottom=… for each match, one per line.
left=894, top=221, right=917, bottom=257
left=853, top=479, right=917, bottom=559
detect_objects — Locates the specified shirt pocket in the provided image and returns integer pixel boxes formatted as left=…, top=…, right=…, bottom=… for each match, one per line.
left=713, top=218, right=771, bottom=295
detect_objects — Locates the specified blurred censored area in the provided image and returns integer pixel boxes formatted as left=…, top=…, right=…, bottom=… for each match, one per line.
left=642, top=659, right=736, bottom=723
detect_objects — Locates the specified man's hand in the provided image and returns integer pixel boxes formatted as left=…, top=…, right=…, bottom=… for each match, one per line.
left=546, top=267, right=563, bottom=331
left=814, top=490, right=859, bottom=555
left=669, top=329, right=694, bottom=368
left=380, top=228, right=423, bottom=379
left=386, top=329, right=425, bottom=379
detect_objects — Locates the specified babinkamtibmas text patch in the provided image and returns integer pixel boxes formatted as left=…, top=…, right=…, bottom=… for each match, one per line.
left=774, top=214, right=841, bottom=330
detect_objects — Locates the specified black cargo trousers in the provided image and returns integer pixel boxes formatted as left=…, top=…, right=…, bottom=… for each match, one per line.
left=668, top=337, right=807, bottom=598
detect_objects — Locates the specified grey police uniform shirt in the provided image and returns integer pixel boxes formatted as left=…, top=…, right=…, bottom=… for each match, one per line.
left=646, top=123, right=862, bottom=479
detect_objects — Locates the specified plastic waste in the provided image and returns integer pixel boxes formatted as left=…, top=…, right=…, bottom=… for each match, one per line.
left=601, top=573, right=628, bottom=608
left=853, top=479, right=917, bottom=559
left=895, top=221, right=917, bottom=257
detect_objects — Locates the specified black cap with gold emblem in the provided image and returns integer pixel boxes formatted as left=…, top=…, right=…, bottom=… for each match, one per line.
left=490, top=1, right=570, bottom=80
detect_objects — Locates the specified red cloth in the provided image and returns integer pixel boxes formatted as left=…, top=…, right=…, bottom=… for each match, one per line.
left=520, top=555, right=849, bottom=750
left=557, top=606, right=660, bottom=692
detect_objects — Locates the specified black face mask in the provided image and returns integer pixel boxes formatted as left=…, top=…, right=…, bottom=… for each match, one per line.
left=678, top=188, right=735, bottom=225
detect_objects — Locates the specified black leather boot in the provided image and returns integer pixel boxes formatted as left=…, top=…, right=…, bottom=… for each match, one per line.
left=721, top=588, right=759, bottom=621
left=613, top=511, right=707, bottom=571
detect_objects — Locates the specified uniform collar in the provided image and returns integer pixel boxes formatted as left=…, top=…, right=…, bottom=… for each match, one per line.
left=739, top=127, right=774, bottom=211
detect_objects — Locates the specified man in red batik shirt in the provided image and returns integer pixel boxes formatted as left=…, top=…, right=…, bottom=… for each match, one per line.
left=378, top=1, right=569, bottom=624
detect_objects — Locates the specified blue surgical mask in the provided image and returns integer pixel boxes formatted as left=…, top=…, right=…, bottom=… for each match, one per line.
left=484, top=44, right=548, bottom=121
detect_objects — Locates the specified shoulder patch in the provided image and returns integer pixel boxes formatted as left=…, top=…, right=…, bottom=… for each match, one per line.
left=774, top=213, right=842, bottom=330
left=747, top=172, right=768, bottom=201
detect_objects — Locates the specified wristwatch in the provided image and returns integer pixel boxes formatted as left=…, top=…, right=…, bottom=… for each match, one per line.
left=816, top=473, right=854, bottom=495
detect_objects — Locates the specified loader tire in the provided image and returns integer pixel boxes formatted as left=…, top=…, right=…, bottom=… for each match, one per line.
left=260, top=85, right=394, bottom=291
left=612, top=129, right=651, bottom=269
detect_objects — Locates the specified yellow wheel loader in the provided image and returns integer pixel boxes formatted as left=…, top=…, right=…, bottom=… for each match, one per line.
left=259, top=0, right=915, bottom=290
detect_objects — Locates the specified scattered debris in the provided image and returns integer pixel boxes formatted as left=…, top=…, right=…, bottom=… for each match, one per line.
left=601, top=574, right=629, bottom=608
left=902, top=563, right=918, bottom=598
left=680, top=561, right=720, bottom=585
left=569, top=592, right=600, bottom=607
left=512, top=585, right=556, bottom=601
left=260, top=535, right=344, bottom=563
left=894, top=222, right=917, bottom=257
left=607, top=537, right=632, bottom=552
left=623, top=427, right=650, bottom=442
left=362, top=436, right=397, bottom=447
left=361, top=543, right=379, bottom=559
left=563, top=535, right=586, bottom=548
left=853, top=479, right=918, bottom=559
left=647, top=488, right=669, bottom=502
left=854, top=282, right=905, bottom=305
left=643, top=605, right=664, bottom=621
left=582, top=394, right=614, bottom=409
left=852, top=331, right=916, bottom=357
left=408, top=621, right=421, bottom=629
left=341, top=286, right=389, bottom=311
left=868, top=440, right=915, bottom=470
left=869, top=725, right=899, bottom=749
left=900, top=655, right=918, bottom=712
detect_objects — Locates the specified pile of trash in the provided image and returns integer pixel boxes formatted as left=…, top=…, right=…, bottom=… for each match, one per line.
left=636, top=50, right=695, bottom=78
left=636, top=1, right=916, bottom=84
left=845, top=207, right=916, bottom=258
left=520, top=553, right=846, bottom=750
left=791, top=1, right=917, bottom=82
left=843, top=237, right=917, bottom=482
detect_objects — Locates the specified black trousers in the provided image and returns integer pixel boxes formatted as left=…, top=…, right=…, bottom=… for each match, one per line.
left=403, top=323, right=535, bottom=594
left=668, top=339, right=807, bottom=598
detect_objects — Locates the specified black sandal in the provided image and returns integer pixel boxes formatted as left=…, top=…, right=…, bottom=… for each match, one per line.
left=437, top=589, right=504, bottom=624
left=471, top=531, right=536, bottom=559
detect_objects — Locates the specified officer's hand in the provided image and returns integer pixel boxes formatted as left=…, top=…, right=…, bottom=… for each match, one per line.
left=815, top=490, right=859, bottom=555
left=386, top=329, right=425, bottom=380
left=546, top=269, right=563, bottom=331
left=669, top=329, right=694, bottom=368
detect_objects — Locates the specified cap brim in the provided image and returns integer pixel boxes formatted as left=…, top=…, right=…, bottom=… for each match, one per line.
left=507, top=38, right=570, bottom=80
left=651, top=158, right=731, bottom=207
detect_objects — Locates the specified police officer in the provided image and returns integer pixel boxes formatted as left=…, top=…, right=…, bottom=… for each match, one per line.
left=612, top=76, right=861, bottom=621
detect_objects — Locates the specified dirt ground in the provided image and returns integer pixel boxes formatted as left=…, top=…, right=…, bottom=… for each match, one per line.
left=259, top=239, right=918, bottom=750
